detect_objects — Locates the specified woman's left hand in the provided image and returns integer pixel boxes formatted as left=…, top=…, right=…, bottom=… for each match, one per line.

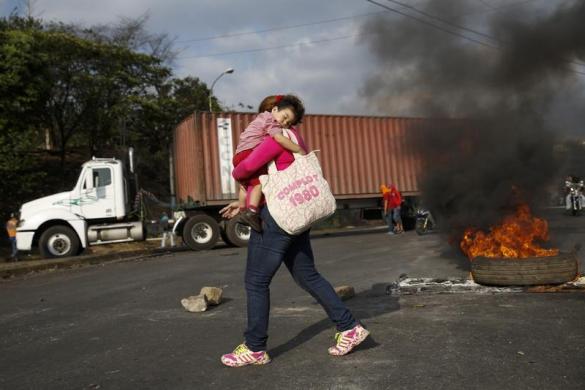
left=220, top=201, right=241, bottom=219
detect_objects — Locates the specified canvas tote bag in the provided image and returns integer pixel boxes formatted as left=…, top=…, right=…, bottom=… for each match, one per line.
left=259, top=129, right=336, bottom=235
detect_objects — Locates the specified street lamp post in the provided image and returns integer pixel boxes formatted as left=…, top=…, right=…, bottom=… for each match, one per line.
left=208, top=67, right=234, bottom=112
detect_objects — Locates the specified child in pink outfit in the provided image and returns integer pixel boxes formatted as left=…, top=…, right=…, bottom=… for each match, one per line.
left=233, top=94, right=306, bottom=232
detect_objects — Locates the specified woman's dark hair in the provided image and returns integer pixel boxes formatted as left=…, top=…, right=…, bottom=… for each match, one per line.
left=275, top=94, right=305, bottom=125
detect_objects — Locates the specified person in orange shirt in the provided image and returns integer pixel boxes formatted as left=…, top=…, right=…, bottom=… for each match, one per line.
left=5, top=213, right=18, bottom=261
left=381, top=185, right=394, bottom=234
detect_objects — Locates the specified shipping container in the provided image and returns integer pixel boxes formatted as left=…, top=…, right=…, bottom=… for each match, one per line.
left=174, top=112, right=438, bottom=205
left=171, top=111, right=447, bottom=250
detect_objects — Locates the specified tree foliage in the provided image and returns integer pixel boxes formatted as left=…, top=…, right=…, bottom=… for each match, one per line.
left=0, top=15, right=216, bottom=217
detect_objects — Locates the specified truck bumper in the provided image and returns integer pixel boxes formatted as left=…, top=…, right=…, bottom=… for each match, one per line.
left=16, top=231, right=34, bottom=251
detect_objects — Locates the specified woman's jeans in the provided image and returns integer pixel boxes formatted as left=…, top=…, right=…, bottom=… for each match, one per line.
left=244, top=207, right=357, bottom=351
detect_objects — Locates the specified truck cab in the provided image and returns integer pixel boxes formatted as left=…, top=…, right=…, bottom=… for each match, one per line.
left=17, top=157, right=144, bottom=258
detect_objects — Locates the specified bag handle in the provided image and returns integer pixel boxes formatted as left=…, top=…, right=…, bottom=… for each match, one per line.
left=265, top=129, right=320, bottom=174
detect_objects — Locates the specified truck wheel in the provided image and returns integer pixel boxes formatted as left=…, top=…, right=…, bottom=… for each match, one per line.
left=223, top=217, right=250, bottom=247
left=183, top=214, right=220, bottom=251
left=39, top=225, right=80, bottom=258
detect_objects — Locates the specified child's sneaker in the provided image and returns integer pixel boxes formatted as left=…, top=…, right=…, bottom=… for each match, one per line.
left=221, top=343, right=271, bottom=367
left=239, top=209, right=262, bottom=232
left=328, top=324, right=370, bottom=356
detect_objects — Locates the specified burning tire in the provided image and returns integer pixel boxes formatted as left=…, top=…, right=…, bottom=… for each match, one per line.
left=471, top=252, right=578, bottom=286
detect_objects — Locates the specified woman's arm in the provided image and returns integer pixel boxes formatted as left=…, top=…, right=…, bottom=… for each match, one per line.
left=232, top=137, right=283, bottom=181
left=220, top=201, right=241, bottom=219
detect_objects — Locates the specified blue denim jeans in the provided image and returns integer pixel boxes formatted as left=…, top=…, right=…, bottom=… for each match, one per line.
left=9, top=237, right=17, bottom=258
left=244, top=207, right=358, bottom=351
left=384, top=212, right=394, bottom=232
left=392, top=206, right=402, bottom=224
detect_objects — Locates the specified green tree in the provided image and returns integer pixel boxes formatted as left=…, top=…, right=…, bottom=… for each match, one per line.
left=0, top=15, right=219, bottom=215
left=33, top=28, right=169, bottom=162
left=128, top=76, right=214, bottom=198
left=0, top=19, right=48, bottom=213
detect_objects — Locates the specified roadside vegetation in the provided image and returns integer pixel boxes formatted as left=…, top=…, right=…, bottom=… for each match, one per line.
left=0, top=14, right=222, bottom=222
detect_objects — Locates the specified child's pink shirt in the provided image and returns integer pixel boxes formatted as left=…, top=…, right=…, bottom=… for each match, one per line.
left=235, top=111, right=283, bottom=154
left=232, top=128, right=307, bottom=207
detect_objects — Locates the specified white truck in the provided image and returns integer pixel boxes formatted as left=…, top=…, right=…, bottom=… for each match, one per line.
left=16, top=153, right=147, bottom=258
left=16, top=148, right=248, bottom=258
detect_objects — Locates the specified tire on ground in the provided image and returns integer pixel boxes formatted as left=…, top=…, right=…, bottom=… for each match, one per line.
left=223, top=217, right=250, bottom=247
left=471, top=253, right=578, bottom=286
left=182, top=214, right=220, bottom=251
left=38, top=225, right=81, bottom=258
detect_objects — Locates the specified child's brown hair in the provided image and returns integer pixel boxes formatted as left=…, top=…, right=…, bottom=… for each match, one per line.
left=275, top=95, right=305, bottom=125
left=258, top=94, right=305, bottom=125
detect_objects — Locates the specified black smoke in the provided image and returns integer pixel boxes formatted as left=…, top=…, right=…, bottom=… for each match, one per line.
left=360, top=0, right=585, bottom=233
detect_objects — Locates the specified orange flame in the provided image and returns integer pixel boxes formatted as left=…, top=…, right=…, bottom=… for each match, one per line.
left=460, top=204, right=559, bottom=260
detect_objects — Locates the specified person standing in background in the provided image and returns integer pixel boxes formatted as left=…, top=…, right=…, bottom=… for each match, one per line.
left=159, top=212, right=175, bottom=248
left=388, top=183, right=404, bottom=234
left=381, top=184, right=395, bottom=235
left=381, top=183, right=404, bottom=234
left=5, top=213, right=18, bottom=261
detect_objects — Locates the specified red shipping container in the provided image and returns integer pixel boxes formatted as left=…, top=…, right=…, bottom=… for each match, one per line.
left=174, top=112, right=439, bottom=206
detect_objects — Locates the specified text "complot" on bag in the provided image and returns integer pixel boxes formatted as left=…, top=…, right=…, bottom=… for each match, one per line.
left=276, top=174, right=320, bottom=200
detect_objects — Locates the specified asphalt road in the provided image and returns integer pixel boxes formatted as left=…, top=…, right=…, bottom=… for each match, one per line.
left=1, top=209, right=584, bottom=389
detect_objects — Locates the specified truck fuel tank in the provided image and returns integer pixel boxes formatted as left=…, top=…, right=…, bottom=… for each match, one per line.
left=88, top=221, right=145, bottom=245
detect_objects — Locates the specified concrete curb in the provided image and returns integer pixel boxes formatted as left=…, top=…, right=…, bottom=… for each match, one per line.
left=0, top=225, right=388, bottom=278
left=0, top=249, right=165, bottom=279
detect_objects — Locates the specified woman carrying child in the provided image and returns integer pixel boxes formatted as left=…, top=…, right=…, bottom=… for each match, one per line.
left=219, top=94, right=369, bottom=367
left=233, top=94, right=305, bottom=232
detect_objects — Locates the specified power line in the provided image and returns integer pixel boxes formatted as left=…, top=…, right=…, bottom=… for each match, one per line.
left=365, top=0, right=498, bottom=49
left=176, top=10, right=387, bottom=44
left=176, top=0, right=498, bottom=60
left=378, top=0, right=585, bottom=72
left=176, top=0, right=537, bottom=46
left=384, top=0, right=498, bottom=43
left=177, top=32, right=371, bottom=60
left=174, top=0, right=585, bottom=74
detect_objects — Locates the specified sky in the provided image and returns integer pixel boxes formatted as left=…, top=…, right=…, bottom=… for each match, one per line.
left=0, top=0, right=573, bottom=116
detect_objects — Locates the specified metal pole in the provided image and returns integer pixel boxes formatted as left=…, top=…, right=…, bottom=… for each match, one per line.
left=168, top=141, right=176, bottom=209
left=208, top=68, right=234, bottom=112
